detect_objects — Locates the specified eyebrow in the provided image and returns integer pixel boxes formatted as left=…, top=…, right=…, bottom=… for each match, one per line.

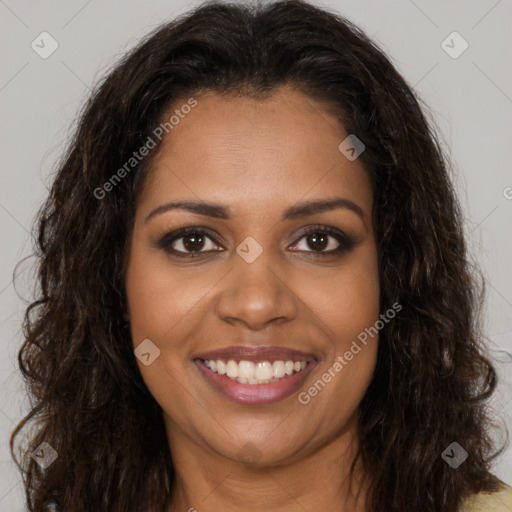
left=144, top=197, right=365, bottom=223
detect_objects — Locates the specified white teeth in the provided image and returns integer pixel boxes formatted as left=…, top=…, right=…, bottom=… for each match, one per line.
left=273, top=360, right=285, bottom=378
left=217, top=360, right=226, bottom=375
left=238, top=360, right=255, bottom=379
left=226, top=360, right=238, bottom=378
left=255, top=361, right=273, bottom=380
left=203, top=358, right=309, bottom=384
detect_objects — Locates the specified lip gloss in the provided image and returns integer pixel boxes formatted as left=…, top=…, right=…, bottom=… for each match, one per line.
left=195, top=359, right=316, bottom=405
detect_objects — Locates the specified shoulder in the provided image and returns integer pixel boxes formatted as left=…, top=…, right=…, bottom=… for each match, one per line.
left=460, top=479, right=512, bottom=512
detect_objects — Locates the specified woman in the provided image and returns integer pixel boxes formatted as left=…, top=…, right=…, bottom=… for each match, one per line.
left=10, top=1, right=512, bottom=511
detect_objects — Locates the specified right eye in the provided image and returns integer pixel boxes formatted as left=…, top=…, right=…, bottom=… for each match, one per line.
left=157, top=227, right=225, bottom=258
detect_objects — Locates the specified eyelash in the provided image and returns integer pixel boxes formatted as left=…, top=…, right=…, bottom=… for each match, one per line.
left=156, top=225, right=356, bottom=259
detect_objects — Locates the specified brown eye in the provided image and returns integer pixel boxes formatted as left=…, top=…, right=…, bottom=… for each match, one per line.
left=305, top=232, right=329, bottom=251
left=171, top=231, right=221, bottom=254
left=289, top=225, right=356, bottom=256
left=181, top=233, right=206, bottom=252
left=157, top=227, right=224, bottom=257
left=292, top=230, right=341, bottom=253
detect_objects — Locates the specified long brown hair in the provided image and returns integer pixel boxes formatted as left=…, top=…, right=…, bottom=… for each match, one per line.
left=11, top=1, right=506, bottom=510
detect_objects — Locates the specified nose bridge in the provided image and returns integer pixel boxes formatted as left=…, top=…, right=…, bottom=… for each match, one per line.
left=215, top=240, right=297, bottom=328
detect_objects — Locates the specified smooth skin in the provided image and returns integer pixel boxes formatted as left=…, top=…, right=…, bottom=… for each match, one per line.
left=125, top=85, right=380, bottom=512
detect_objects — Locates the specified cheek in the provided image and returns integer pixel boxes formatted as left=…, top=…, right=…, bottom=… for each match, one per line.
left=125, top=233, right=380, bottom=438
left=124, top=244, right=206, bottom=418
left=126, top=237, right=380, bottom=352
left=297, top=243, right=380, bottom=347
left=295, top=244, right=380, bottom=405
left=125, top=244, right=218, bottom=344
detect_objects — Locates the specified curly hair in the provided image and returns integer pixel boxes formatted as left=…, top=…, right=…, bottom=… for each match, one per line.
left=10, top=1, right=507, bottom=511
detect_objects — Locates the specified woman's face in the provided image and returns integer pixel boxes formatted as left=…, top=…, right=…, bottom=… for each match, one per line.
left=125, top=85, right=380, bottom=468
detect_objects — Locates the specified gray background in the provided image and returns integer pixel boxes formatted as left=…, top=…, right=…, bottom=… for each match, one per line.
left=1, top=0, right=511, bottom=508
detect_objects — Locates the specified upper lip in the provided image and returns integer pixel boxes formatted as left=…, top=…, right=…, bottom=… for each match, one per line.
left=194, top=345, right=318, bottom=363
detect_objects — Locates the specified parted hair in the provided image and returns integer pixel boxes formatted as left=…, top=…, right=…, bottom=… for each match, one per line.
left=11, top=1, right=506, bottom=511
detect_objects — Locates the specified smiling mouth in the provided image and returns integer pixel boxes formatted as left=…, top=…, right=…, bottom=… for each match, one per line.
left=193, top=345, right=317, bottom=405
left=200, top=358, right=310, bottom=384
left=193, top=345, right=318, bottom=404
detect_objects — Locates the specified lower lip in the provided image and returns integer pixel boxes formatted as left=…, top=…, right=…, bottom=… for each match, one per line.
left=194, top=359, right=316, bottom=405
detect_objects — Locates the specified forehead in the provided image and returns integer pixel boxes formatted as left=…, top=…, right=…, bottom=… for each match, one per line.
left=138, top=86, right=372, bottom=218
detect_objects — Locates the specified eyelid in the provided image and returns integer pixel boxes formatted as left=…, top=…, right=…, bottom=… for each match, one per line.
left=156, top=225, right=225, bottom=251
left=288, top=225, right=355, bottom=253
left=157, top=224, right=356, bottom=257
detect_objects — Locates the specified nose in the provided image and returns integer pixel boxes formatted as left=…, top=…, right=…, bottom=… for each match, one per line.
left=215, top=251, right=299, bottom=330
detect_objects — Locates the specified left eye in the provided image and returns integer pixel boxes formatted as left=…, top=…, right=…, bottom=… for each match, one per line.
left=158, top=225, right=354, bottom=258
left=170, top=232, right=221, bottom=254
left=289, top=229, right=345, bottom=253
